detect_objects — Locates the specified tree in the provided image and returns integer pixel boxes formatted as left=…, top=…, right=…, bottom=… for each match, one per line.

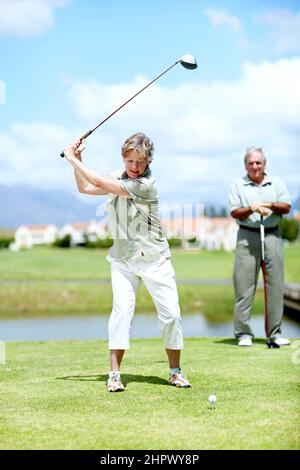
left=279, top=218, right=299, bottom=242
left=204, top=205, right=229, bottom=218
left=52, top=234, right=71, bottom=248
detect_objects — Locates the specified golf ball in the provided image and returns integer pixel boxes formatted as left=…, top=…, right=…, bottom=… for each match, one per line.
left=208, top=394, right=217, bottom=404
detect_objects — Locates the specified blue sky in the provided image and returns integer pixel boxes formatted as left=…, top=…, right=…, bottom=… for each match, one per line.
left=1, top=0, right=300, bottom=207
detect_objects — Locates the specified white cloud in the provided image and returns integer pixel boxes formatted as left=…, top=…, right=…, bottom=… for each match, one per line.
left=255, top=9, right=300, bottom=53
left=0, top=0, right=70, bottom=37
left=0, top=121, right=119, bottom=193
left=0, top=122, right=72, bottom=187
left=1, top=58, right=300, bottom=203
left=66, top=57, right=300, bottom=201
left=204, top=7, right=241, bottom=32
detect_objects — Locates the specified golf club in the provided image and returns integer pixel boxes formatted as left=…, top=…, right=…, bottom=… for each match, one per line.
left=260, top=215, right=280, bottom=348
left=60, top=54, right=197, bottom=158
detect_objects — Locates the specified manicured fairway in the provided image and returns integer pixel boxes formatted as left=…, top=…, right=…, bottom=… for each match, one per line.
left=1, top=244, right=299, bottom=282
left=1, top=338, right=299, bottom=450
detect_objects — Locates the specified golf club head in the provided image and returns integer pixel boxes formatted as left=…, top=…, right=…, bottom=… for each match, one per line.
left=179, top=54, right=197, bottom=70
left=267, top=340, right=280, bottom=349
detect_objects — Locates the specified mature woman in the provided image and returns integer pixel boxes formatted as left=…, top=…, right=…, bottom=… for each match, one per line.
left=63, top=133, right=191, bottom=391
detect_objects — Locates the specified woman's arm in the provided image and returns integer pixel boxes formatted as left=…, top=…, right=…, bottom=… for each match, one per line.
left=66, top=139, right=107, bottom=195
left=73, top=154, right=108, bottom=195
left=64, top=142, right=129, bottom=197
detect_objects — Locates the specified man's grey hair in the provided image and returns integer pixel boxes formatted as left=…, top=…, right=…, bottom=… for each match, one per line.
left=121, top=132, right=154, bottom=163
left=244, top=147, right=266, bottom=165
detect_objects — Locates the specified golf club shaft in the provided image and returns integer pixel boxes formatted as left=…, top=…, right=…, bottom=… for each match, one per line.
left=262, top=259, right=269, bottom=336
left=60, top=60, right=180, bottom=158
left=260, top=215, right=265, bottom=261
left=260, top=215, right=269, bottom=336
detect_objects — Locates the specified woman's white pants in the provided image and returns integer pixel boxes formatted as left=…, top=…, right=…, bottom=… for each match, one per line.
left=108, top=255, right=183, bottom=350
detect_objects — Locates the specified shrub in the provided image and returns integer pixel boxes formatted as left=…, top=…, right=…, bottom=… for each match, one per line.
left=52, top=234, right=71, bottom=248
left=0, top=237, right=14, bottom=249
left=167, top=238, right=182, bottom=248
left=85, top=237, right=114, bottom=249
left=279, top=218, right=299, bottom=242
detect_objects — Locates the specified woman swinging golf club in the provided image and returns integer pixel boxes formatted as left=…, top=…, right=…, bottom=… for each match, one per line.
left=63, top=133, right=191, bottom=391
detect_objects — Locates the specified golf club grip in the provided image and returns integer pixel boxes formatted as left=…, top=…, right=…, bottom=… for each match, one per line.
left=60, top=130, right=93, bottom=158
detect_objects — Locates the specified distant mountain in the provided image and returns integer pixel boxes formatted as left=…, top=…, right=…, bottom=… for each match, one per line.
left=4, top=183, right=295, bottom=230
left=0, top=184, right=100, bottom=228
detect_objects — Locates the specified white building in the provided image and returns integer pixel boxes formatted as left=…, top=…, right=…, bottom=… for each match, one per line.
left=14, top=224, right=58, bottom=249
left=161, top=216, right=238, bottom=251
left=200, top=217, right=238, bottom=251
left=58, top=220, right=107, bottom=246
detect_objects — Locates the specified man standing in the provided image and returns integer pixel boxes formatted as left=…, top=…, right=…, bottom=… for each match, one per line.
left=228, top=147, right=291, bottom=347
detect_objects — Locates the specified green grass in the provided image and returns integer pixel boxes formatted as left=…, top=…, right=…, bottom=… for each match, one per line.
left=172, top=249, right=235, bottom=280
left=0, top=283, right=265, bottom=321
left=1, top=338, right=299, bottom=450
left=0, top=245, right=296, bottom=319
left=284, top=242, right=300, bottom=283
left=0, top=247, right=110, bottom=281
left=0, top=243, right=299, bottom=282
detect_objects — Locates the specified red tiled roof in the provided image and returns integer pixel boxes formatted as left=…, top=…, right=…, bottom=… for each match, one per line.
left=24, top=224, right=54, bottom=231
left=69, top=221, right=106, bottom=230
left=70, top=222, right=90, bottom=230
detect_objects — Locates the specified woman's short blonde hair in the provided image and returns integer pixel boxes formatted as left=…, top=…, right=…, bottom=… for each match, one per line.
left=121, top=132, right=154, bottom=163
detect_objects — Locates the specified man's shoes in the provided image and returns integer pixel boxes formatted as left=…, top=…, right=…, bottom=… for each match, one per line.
left=267, top=337, right=290, bottom=348
left=267, top=340, right=280, bottom=349
left=274, top=337, right=290, bottom=346
left=169, top=370, right=191, bottom=388
left=106, top=376, right=125, bottom=392
left=238, top=337, right=252, bottom=347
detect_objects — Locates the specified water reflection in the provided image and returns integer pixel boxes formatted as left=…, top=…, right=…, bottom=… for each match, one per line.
left=1, top=313, right=299, bottom=342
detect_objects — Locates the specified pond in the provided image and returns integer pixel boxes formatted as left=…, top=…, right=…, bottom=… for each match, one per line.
left=1, top=313, right=299, bottom=342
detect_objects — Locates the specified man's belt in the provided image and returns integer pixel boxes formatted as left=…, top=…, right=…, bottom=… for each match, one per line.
left=239, top=225, right=279, bottom=233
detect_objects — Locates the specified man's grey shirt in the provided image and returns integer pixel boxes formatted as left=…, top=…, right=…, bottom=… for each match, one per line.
left=228, top=175, right=291, bottom=228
